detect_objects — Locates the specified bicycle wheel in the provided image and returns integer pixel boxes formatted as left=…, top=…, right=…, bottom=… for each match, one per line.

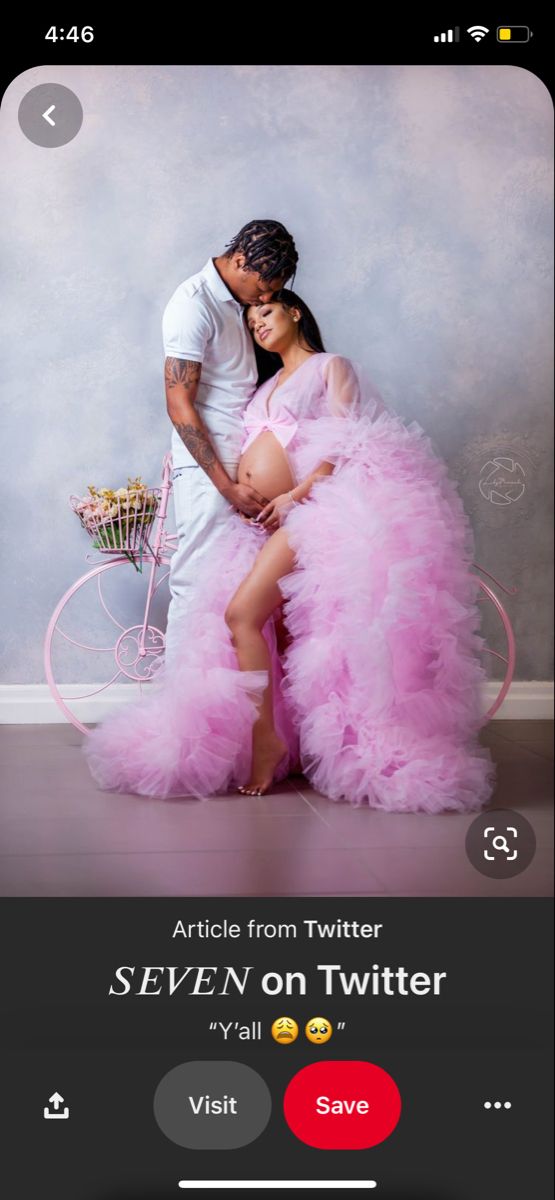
left=477, top=579, right=516, bottom=720
left=44, top=555, right=171, bottom=734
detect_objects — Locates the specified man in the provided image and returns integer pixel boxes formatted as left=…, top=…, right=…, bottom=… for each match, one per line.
left=162, top=219, right=298, bottom=659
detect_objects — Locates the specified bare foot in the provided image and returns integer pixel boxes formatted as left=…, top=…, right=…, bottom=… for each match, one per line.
left=238, top=729, right=287, bottom=796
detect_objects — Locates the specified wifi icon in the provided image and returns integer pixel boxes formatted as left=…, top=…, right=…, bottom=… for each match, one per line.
left=467, top=25, right=490, bottom=41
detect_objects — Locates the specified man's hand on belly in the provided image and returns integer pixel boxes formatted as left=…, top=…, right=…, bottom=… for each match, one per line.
left=221, top=481, right=269, bottom=517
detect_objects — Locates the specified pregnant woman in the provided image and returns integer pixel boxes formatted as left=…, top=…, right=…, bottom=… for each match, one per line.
left=85, top=292, right=495, bottom=812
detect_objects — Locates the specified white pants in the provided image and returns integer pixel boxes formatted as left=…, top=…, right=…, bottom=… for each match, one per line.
left=164, top=462, right=239, bottom=664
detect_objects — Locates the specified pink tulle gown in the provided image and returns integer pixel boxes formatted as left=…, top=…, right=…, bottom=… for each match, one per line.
left=85, top=353, right=495, bottom=812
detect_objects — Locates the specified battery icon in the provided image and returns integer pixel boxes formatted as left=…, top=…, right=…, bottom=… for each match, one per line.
left=497, top=26, right=532, bottom=42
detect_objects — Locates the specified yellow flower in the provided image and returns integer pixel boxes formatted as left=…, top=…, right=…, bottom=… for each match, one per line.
left=82, top=478, right=152, bottom=511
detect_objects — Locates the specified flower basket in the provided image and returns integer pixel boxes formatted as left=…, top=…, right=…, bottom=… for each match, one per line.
left=70, top=478, right=160, bottom=569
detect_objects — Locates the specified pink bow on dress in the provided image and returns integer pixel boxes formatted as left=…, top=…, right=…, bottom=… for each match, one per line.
left=241, top=413, right=298, bottom=453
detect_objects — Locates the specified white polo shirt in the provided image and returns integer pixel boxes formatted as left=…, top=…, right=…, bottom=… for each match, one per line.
left=163, top=258, right=258, bottom=468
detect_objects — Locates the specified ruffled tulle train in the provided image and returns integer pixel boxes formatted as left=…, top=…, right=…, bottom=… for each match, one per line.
left=85, top=402, right=495, bottom=812
left=84, top=522, right=298, bottom=799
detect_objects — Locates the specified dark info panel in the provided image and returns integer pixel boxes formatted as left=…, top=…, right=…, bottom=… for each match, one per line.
left=1, top=899, right=552, bottom=1198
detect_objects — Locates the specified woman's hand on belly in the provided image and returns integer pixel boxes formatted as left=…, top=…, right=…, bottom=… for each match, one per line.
left=257, top=492, right=297, bottom=531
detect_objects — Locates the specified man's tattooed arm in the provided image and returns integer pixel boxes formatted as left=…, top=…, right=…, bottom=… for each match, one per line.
left=165, top=357, right=220, bottom=480
left=164, top=357, right=202, bottom=395
left=171, top=423, right=217, bottom=473
left=164, top=356, right=266, bottom=516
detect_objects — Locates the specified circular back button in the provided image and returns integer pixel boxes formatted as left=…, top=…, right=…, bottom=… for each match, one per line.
left=18, top=84, right=83, bottom=148
left=284, top=1060, right=401, bottom=1150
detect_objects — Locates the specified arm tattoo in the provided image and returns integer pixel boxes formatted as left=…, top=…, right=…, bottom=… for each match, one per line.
left=164, top=358, right=202, bottom=391
left=165, top=358, right=218, bottom=474
left=172, top=423, right=217, bottom=473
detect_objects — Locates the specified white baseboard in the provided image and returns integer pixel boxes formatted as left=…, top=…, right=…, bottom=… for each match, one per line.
left=0, top=683, right=145, bottom=725
left=0, top=682, right=553, bottom=725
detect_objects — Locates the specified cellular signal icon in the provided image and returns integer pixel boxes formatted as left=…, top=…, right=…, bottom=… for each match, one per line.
left=433, top=27, right=460, bottom=42
left=467, top=25, right=490, bottom=41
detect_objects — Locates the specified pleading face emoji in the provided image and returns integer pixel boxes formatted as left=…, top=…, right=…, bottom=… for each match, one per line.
left=271, top=1017, right=299, bottom=1044
left=305, top=1017, right=332, bottom=1044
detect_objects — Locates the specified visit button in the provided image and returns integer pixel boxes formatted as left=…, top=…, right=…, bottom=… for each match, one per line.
left=284, top=1061, right=401, bottom=1149
left=154, top=1061, right=271, bottom=1149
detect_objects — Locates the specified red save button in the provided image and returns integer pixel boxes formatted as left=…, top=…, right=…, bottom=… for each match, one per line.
left=284, top=1060, right=401, bottom=1150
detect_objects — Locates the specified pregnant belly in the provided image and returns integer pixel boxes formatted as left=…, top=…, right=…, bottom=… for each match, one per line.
left=238, top=431, right=295, bottom=500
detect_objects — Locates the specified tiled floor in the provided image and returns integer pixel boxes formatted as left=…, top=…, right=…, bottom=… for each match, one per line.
left=0, top=721, right=552, bottom=896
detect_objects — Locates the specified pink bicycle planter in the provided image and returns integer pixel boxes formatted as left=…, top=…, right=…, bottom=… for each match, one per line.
left=44, top=455, right=517, bottom=734
left=45, top=455, right=176, bottom=735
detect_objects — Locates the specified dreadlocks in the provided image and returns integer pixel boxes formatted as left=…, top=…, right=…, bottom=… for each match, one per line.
left=224, top=220, right=298, bottom=287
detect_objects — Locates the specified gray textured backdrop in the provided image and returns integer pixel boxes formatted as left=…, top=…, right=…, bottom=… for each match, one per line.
left=1, top=64, right=553, bottom=685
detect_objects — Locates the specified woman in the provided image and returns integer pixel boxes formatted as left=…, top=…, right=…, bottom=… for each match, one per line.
left=85, top=292, right=495, bottom=812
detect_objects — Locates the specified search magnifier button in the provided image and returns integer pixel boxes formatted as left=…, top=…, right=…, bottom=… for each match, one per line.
left=466, top=810, right=536, bottom=878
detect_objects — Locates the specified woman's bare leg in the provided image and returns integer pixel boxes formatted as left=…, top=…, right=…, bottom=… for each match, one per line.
left=225, top=528, right=295, bottom=794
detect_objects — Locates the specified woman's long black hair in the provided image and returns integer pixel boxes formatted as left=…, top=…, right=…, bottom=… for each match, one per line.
left=247, top=289, right=326, bottom=386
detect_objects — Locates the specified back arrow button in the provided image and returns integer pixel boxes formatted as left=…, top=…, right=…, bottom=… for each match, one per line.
left=18, top=84, right=83, bottom=147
